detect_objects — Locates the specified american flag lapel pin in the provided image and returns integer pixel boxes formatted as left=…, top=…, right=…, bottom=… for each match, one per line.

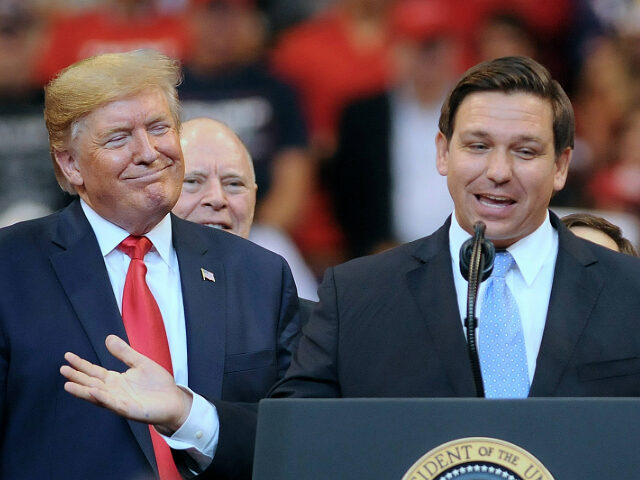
left=201, top=268, right=216, bottom=282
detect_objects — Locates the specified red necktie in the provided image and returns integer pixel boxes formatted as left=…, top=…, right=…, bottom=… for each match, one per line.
left=118, top=235, right=182, bottom=480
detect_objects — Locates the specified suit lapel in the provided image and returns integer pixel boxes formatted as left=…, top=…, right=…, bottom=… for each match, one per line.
left=50, top=200, right=128, bottom=371
left=172, top=216, right=226, bottom=401
left=406, top=220, right=477, bottom=396
left=49, top=200, right=157, bottom=471
left=530, top=215, right=603, bottom=396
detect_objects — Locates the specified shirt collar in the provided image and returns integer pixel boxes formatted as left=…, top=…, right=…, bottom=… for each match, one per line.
left=449, top=211, right=556, bottom=286
left=80, top=199, right=173, bottom=265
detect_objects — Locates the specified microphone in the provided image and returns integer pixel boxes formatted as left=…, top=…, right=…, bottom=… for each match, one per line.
left=459, top=222, right=495, bottom=397
left=459, top=223, right=495, bottom=281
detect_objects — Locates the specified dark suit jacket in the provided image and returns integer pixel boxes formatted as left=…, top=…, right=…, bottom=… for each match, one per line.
left=0, top=200, right=301, bottom=479
left=298, top=298, right=318, bottom=327
left=271, top=213, right=640, bottom=399
left=331, top=92, right=393, bottom=258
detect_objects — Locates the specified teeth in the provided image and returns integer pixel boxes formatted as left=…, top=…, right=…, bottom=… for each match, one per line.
left=485, top=195, right=508, bottom=201
left=478, top=195, right=512, bottom=207
left=205, top=224, right=225, bottom=229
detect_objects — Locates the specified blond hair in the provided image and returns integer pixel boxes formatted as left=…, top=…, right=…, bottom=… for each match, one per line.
left=44, top=49, right=182, bottom=193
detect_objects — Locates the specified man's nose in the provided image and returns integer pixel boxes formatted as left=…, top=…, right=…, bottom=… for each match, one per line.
left=202, top=180, right=227, bottom=210
left=132, top=130, right=159, bottom=164
left=486, top=149, right=513, bottom=184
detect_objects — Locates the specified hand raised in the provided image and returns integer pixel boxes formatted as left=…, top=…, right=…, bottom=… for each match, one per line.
left=60, top=334, right=192, bottom=436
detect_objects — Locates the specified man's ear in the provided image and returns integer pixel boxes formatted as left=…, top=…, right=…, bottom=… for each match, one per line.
left=435, top=131, right=449, bottom=177
left=553, top=146, right=572, bottom=192
left=53, top=149, right=84, bottom=188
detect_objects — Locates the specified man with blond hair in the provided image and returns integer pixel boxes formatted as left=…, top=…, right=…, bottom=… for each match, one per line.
left=0, top=50, right=300, bottom=479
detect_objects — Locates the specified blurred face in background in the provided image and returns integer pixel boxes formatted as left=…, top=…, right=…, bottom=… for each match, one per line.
left=392, top=35, right=459, bottom=99
left=0, top=5, right=42, bottom=95
left=390, top=0, right=459, bottom=102
left=187, top=1, right=263, bottom=72
left=173, top=118, right=257, bottom=238
left=475, top=14, right=537, bottom=62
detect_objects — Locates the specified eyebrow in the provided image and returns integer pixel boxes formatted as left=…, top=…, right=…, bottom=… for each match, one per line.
left=98, top=123, right=132, bottom=139
left=184, top=169, right=209, bottom=177
left=221, top=171, right=248, bottom=179
left=146, top=113, right=171, bottom=126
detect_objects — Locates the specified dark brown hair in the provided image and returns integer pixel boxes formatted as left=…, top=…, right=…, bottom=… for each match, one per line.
left=438, top=56, right=574, bottom=157
left=562, top=213, right=638, bottom=256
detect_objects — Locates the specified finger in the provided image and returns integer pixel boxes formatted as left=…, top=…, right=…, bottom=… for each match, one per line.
left=60, top=364, right=105, bottom=389
left=63, top=351, right=109, bottom=380
left=105, top=334, right=150, bottom=369
left=63, top=381, right=104, bottom=405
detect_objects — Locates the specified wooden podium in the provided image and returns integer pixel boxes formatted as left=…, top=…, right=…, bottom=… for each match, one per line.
left=253, top=398, right=640, bottom=479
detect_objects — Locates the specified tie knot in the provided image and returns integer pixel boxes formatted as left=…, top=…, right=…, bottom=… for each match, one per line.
left=492, top=251, right=515, bottom=278
left=118, top=235, right=153, bottom=260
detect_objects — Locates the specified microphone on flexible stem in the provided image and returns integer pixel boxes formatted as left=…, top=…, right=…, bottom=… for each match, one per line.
left=459, top=221, right=495, bottom=397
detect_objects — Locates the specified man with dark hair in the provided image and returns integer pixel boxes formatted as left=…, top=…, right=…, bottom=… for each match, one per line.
left=270, top=56, right=640, bottom=400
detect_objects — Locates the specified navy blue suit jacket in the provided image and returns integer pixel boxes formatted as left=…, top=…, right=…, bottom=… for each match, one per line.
left=0, top=200, right=300, bottom=479
left=271, top=213, right=640, bottom=398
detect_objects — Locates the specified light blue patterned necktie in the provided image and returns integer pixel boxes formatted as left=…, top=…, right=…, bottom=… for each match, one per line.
left=480, top=251, right=529, bottom=398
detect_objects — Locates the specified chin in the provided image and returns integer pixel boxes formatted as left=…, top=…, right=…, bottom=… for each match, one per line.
left=145, top=185, right=180, bottom=211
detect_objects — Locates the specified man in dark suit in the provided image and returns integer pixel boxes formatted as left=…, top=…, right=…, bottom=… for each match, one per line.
left=0, top=50, right=300, bottom=479
left=270, top=55, right=640, bottom=400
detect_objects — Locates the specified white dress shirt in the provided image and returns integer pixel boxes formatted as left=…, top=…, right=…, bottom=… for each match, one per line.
left=448, top=212, right=559, bottom=383
left=81, top=200, right=217, bottom=470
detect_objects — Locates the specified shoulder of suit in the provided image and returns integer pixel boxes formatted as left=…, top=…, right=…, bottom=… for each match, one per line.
left=560, top=227, right=640, bottom=272
left=173, top=215, right=287, bottom=264
left=334, top=236, right=430, bottom=276
left=0, top=210, right=59, bottom=243
left=0, top=211, right=61, bottom=268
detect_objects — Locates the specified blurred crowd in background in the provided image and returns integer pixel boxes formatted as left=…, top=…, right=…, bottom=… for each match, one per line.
left=2, top=0, right=640, bottom=281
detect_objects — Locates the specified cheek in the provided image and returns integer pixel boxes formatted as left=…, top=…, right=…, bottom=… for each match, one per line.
left=231, top=197, right=254, bottom=221
left=522, top=173, right=556, bottom=206
left=174, top=194, right=199, bottom=218
left=159, top=134, right=182, bottom=156
left=447, top=163, right=475, bottom=192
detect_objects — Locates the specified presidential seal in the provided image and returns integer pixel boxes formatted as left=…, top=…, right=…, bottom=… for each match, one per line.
left=402, top=437, right=554, bottom=480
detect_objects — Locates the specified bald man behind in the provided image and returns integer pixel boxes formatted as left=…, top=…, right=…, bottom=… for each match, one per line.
left=174, top=117, right=319, bottom=300
left=174, top=118, right=257, bottom=239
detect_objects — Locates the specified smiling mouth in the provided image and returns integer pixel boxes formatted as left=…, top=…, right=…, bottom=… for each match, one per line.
left=476, top=194, right=515, bottom=208
left=124, top=164, right=171, bottom=181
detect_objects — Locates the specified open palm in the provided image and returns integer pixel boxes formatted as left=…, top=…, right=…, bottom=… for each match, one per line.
left=60, top=334, right=191, bottom=435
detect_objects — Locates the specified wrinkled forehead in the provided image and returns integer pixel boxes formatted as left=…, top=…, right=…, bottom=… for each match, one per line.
left=452, top=91, right=554, bottom=138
